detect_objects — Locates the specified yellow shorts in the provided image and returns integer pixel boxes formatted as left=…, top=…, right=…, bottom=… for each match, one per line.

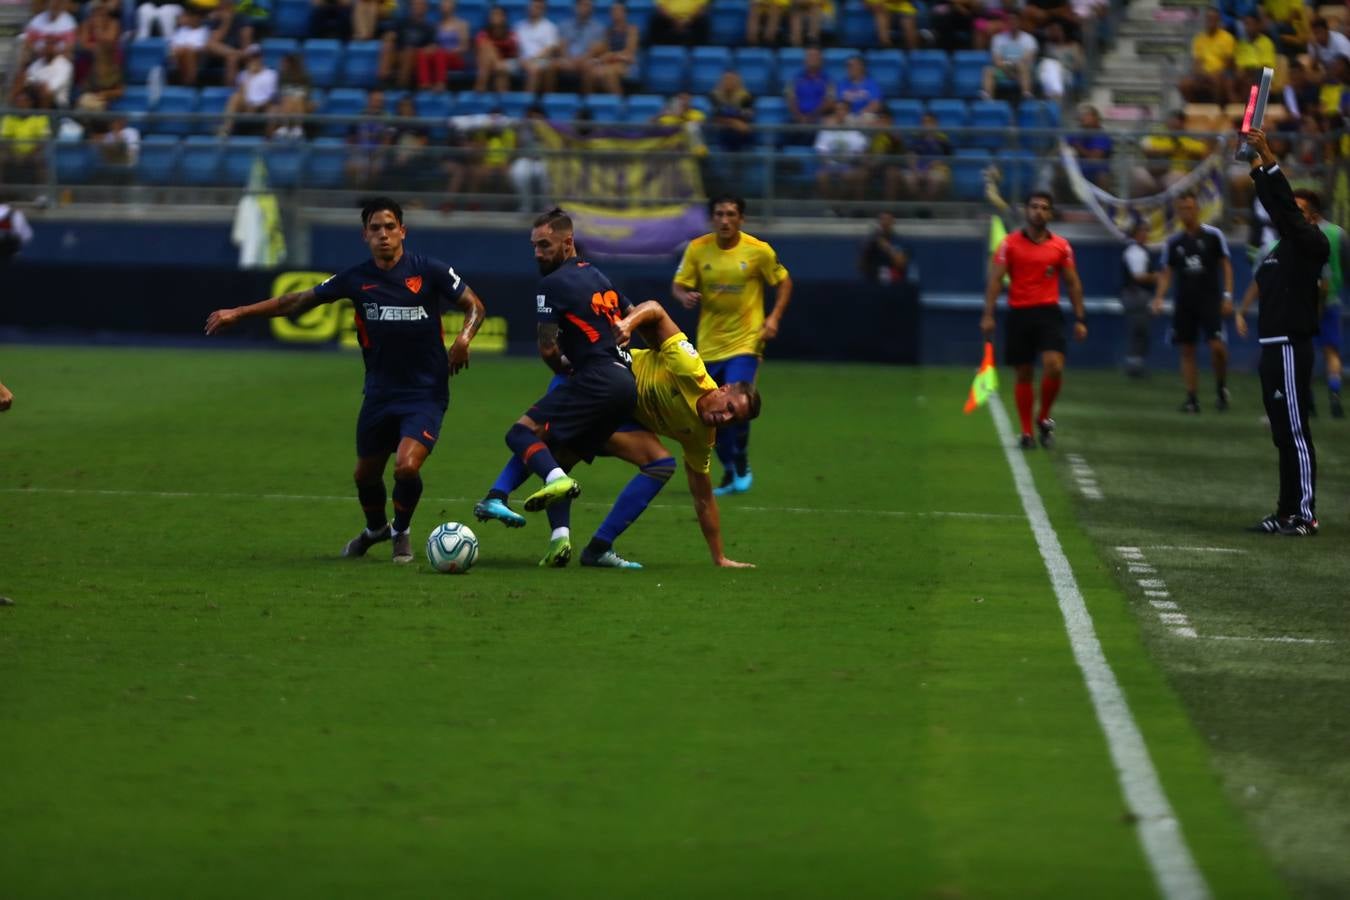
left=869, top=0, right=916, bottom=13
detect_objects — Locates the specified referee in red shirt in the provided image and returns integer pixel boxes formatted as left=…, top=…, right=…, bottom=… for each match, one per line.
left=981, top=191, right=1088, bottom=448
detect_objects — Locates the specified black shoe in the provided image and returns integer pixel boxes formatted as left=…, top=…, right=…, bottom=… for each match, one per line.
left=1018, top=434, right=1037, bottom=450
left=1246, top=514, right=1282, bottom=534
left=343, top=523, right=391, bottom=557
left=1278, top=515, right=1319, bottom=536
left=1179, top=397, right=1200, bottom=414
left=1037, top=417, right=1056, bottom=449
left=1332, top=393, right=1344, bottom=419
left=1216, top=387, right=1230, bottom=412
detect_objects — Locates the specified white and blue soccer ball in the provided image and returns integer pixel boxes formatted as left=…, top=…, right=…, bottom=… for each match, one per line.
left=426, top=522, right=479, bottom=574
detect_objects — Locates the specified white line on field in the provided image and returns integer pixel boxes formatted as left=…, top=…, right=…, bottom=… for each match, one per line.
left=1065, top=453, right=1105, bottom=501
left=0, top=486, right=1020, bottom=521
left=989, top=397, right=1211, bottom=900
left=1115, top=548, right=1196, bottom=638
left=1202, top=634, right=1338, bottom=646
left=1144, top=546, right=1246, bottom=554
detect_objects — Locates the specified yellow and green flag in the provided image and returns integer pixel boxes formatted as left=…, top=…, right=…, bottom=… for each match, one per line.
left=963, top=341, right=999, bottom=414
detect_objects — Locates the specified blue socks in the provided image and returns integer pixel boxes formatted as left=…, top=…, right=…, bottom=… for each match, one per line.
left=357, top=480, right=387, bottom=532
left=588, top=457, right=676, bottom=553
left=391, top=474, right=422, bottom=533
left=715, top=422, right=751, bottom=477
left=1330, top=375, right=1342, bottom=395
left=487, top=455, right=532, bottom=501
left=506, top=423, right=562, bottom=481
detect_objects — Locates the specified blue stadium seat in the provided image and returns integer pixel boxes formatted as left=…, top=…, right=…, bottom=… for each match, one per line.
left=543, top=92, right=582, bottom=123
left=624, top=0, right=654, bottom=34
left=196, top=86, right=235, bottom=134
left=709, top=1, right=746, bottom=44
left=840, top=4, right=877, bottom=49
left=776, top=47, right=805, bottom=81
left=690, top=46, right=731, bottom=95
left=926, top=97, right=969, bottom=131
left=260, top=37, right=299, bottom=70
left=864, top=49, right=905, bottom=97
left=887, top=98, right=923, bottom=127
left=263, top=141, right=306, bottom=187
left=180, top=135, right=224, bottom=185
left=414, top=90, right=453, bottom=120
left=320, top=87, right=369, bottom=136
left=273, top=0, right=311, bottom=38
left=822, top=47, right=855, bottom=87
left=222, top=136, right=267, bottom=186
left=752, top=95, right=788, bottom=145
left=584, top=93, right=622, bottom=122
left=152, top=85, right=198, bottom=136
left=689, top=94, right=711, bottom=116
left=343, top=41, right=382, bottom=88
left=732, top=47, right=775, bottom=96
left=997, top=148, right=1041, bottom=198
left=136, top=135, right=180, bottom=184
left=644, top=46, right=688, bottom=94
left=907, top=49, right=950, bottom=99
left=1017, top=99, right=1061, bottom=151
left=969, top=99, right=1012, bottom=149
left=303, top=39, right=343, bottom=88
left=951, top=49, right=990, bottom=99
left=779, top=144, right=818, bottom=186
left=452, top=92, right=492, bottom=116
left=623, top=93, right=664, bottom=123
left=495, top=91, right=536, bottom=118
left=457, top=0, right=487, bottom=32
left=54, top=142, right=95, bottom=183
left=127, top=38, right=167, bottom=84
left=110, top=86, right=151, bottom=123
left=308, top=138, right=347, bottom=188
left=952, top=148, right=993, bottom=200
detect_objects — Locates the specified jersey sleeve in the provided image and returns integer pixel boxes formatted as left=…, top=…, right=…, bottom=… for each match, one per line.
left=535, top=277, right=562, bottom=324
left=1059, top=239, right=1076, bottom=270
left=681, top=435, right=714, bottom=475
left=673, top=242, right=700, bottom=288
left=993, top=235, right=1011, bottom=266
left=658, top=330, right=707, bottom=379
left=758, top=242, right=789, bottom=286
left=311, top=265, right=356, bottom=303
left=424, top=257, right=469, bottom=302
left=1123, top=244, right=1150, bottom=277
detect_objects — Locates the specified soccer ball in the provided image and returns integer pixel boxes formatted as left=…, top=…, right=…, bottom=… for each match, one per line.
left=426, top=522, right=479, bottom=574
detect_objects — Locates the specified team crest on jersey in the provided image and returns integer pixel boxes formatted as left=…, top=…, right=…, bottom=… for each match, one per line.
left=362, top=302, right=379, bottom=319
left=678, top=340, right=698, bottom=358
left=405, top=276, right=423, bottom=294
left=536, top=294, right=551, bottom=313
left=739, top=260, right=747, bottom=271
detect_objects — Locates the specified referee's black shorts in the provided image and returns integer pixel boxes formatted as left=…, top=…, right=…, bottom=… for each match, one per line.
left=1004, top=304, right=1067, bottom=366
left=525, top=362, right=637, bottom=463
left=1171, top=294, right=1225, bottom=345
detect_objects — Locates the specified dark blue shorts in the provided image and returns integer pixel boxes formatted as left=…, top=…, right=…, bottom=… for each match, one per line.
left=704, top=354, right=760, bottom=387
left=1319, top=305, right=1342, bottom=352
left=526, top=362, right=637, bottom=463
left=356, top=392, right=448, bottom=459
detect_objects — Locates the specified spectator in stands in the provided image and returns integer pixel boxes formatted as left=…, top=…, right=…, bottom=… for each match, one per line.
left=310, top=0, right=353, bottom=41
left=973, top=0, right=1018, bottom=50
left=1267, top=0, right=1310, bottom=58
left=1293, top=108, right=1333, bottom=170
left=982, top=13, right=1037, bottom=100
left=74, top=45, right=126, bottom=112
left=466, top=108, right=517, bottom=197
left=95, top=115, right=141, bottom=174
left=546, top=0, right=605, bottom=93
left=381, top=0, right=437, bottom=89
left=790, top=0, right=828, bottom=47
left=419, top=0, right=470, bottom=91
left=786, top=45, right=834, bottom=141
left=866, top=0, right=918, bottom=50
left=513, top=0, right=559, bottom=94
left=1213, top=0, right=1256, bottom=33
left=353, top=0, right=399, bottom=42
left=474, top=5, right=520, bottom=92
left=510, top=104, right=550, bottom=212
left=169, top=8, right=212, bottom=86
left=647, top=0, right=711, bottom=47
left=865, top=107, right=905, bottom=199
left=1066, top=102, right=1112, bottom=189
left=747, top=0, right=786, bottom=46
left=1318, top=55, right=1350, bottom=116
left=136, top=0, right=182, bottom=41
left=1135, top=109, right=1210, bottom=194
left=1037, top=20, right=1082, bottom=102
left=206, top=0, right=255, bottom=87
left=932, top=0, right=981, bottom=53
left=346, top=88, right=396, bottom=186
left=75, top=0, right=122, bottom=80
left=269, top=52, right=315, bottom=139
left=585, top=0, right=638, bottom=95
left=1179, top=7, right=1234, bottom=103
left=1232, top=11, right=1276, bottom=103
left=859, top=211, right=912, bottom=284
left=814, top=100, right=868, bottom=202
left=219, top=44, right=278, bottom=135
left=1308, top=17, right=1350, bottom=75
left=0, top=88, right=51, bottom=185
left=1022, top=0, right=1079, bottom=41
left=0, top=198, right=34, bottom=267
left=23, top=0, right=77, bottom=71
left=709, top=69, right=755, bottom=152
left=25, top=39, right=74, bottom=109
left=897, top=111, right=953, bottom=203
left=839, top=55, right=882, bottom=119
left=383, top=95, right=434, bottom=191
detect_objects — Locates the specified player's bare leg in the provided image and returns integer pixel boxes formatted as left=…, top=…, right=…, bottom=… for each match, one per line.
left=1037, top=350, right=1063, bottom=448
left=344, top=453, right=392, bottom=557
left=389, top=437, right=431, bottom=563
left=1210, top=336, right=1230, bottom=411
left=579, top=430, right=674, bottom=569
left=1014, top=363, right=1037, bottom=449
left=508, top=415, right=582, bottom=512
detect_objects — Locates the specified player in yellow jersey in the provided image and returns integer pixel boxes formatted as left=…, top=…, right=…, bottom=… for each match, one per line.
left=672, top=194, right=792, bottom=496
left=473, top=301, right=760, bottom=568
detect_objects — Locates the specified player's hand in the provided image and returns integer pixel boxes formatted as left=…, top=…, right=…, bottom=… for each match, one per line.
left=678, top=290, right=702, bottom=309
left=205, top=308, right=241, bottom=334
left=448, top=335, right=471, bottom=375
left=979, top=312, right=995, bottom=338
left=715, top=557, right=755, bottom=568
left=0, top=383, right=12, bottom=412
left=1235, top=314, right=1249, bottom=339
left=1220, top=298, right=1234, bottom=318
left=1149, top=297, right=1163, bottom=317
left=1073, top=320, right=1088, bottom=341
left=759, top=317, right=780, bottom=341
left=612, top=317, right=634, bottom=347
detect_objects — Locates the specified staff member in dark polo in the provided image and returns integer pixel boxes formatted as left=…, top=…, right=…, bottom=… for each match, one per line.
left=1240, top=128, right=1328, bottom=536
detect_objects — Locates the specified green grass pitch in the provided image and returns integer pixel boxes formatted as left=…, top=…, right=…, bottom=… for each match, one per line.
left=1, top=344, right=1344, bottom=898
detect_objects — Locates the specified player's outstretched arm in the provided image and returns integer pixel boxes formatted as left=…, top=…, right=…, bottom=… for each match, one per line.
left=448, top=286, right=486, bottom=376
left=205, top=288, right=323, bottom=334
left=614, top=300, right=679, bottom=348
left=686, top=463, right=754, bottom=568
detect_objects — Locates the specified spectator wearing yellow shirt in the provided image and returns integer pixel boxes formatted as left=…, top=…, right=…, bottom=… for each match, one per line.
left=1234, top=10, right=1277, bottom=102
left=1134, top=109, right=1212, bottom=194
left=0, top=88, right=51, bottom=185
left=647, top=0, right=709, bottom=46
left=353, top=0, right=398, bottom=41
left=1181, top=7, right=1236, bottom=102
left=1263, top=0, right=1310, bottom=57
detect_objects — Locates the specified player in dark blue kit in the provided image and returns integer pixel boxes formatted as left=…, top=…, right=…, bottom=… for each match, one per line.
left=497, top=207, right=638, bottom=567
left=205, top=197, right=487, bottom=563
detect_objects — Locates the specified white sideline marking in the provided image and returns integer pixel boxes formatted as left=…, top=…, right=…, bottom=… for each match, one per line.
left=989, top=396, right=1211, bottom=900
left=0, top=486, right=1020, bottom=521
left=1144, top=546, right=1246, bottom=554
left=1065, top=453, right=1105, bottom=501
left=1203, top=634, right=1338, bottom=646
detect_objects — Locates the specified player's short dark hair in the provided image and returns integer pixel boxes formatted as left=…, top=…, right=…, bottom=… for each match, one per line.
left=1175, top=189, right=1198, bottom=203
left=729, top=381, right=762, bottom=420
left=708, top=194, right=746, bottom=217
left=1026, top=190, right=1054, bottom=209
left=533, top=207, right=573, bottom=232
left=1294, top=188, right=1323, bottom=213
left=361, top=197, right=404, bottom=226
